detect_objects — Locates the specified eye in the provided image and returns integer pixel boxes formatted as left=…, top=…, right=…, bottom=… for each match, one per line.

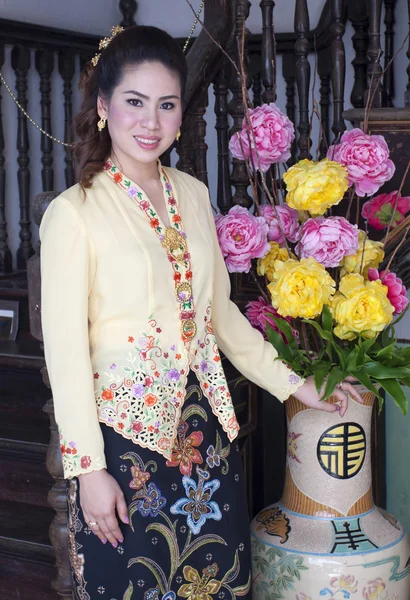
left=127, top=98, right=142, bottom=107
left=160, top=102, right=175, bottom=110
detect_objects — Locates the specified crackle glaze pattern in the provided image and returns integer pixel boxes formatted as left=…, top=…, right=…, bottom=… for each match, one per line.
left=250, top=390, right=410, bottom=599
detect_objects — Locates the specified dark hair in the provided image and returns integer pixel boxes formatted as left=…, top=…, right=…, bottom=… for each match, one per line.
left=74, top=25, right=187, bottom=189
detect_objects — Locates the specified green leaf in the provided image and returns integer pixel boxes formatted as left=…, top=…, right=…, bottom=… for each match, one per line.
left=346, top=346, right=360, bottom=372
left=361, top=364, right=410, bottom=379
left=359, top=336, right=379, bottom=354
left=266, top=324, right=294, bottom=362
left=304, top=319, right=346, bottom=368
left=312, top=364, right=329, bottom=393
left=322, top=305, right=333, bottom=332
left=378, top=379, right=408, bottom=415
left=269, top=315, right=297, bottom=348
left=374, top=342, right=396, bottom=361
left=321, top=367, right=345, bottom=402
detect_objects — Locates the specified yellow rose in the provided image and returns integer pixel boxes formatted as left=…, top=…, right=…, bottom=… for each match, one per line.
left=340, top=230, right=384, bottom=277
left=331, top=273, right=393, bottom=340
left=257, top=242, right=293, bottom=282
left=283, top=158, right=348, bottom=216
left=267, top=256, right=336, bottom=318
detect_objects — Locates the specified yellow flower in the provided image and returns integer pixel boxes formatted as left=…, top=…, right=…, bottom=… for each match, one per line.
left=340, top=230, right=384, bottom=277
left=331, top=273, right=393, bottom=340
left=283, top=158, right=348, bottom=216
left=267, top=256, right=336, bottom=318
left=257, top=242, right=293, bottom=282
left=178, top=564, right=221, bottom=600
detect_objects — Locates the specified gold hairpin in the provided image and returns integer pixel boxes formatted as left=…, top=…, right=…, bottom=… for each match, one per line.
left=91, top=25, right=124, bottom=67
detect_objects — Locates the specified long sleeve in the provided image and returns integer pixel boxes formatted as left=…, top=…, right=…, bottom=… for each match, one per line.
left=204, top=189, right=305, bottom=402
left=40, top=197, right=107, bottom=479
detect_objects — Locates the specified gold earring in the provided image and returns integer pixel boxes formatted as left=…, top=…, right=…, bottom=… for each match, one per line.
left=97, top=116, right=107, bottom=132
left=176, top=128, right=181, bottom=141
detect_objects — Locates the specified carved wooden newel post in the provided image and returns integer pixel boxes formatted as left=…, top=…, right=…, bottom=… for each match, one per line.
left=294, top=0, right=312, bottom=159
left=27, top=191, right=73, bottom=600
left=365, top=0, right=383, bottom=108
left=0, top=41, right=12, bottom=274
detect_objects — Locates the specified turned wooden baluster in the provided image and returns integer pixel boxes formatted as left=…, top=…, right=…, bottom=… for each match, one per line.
left=330, top=0, right=346, bottom=141
left=406, top=0, right=410, bottom=106
left=36, top=50, right=55, bottom=191
left=119, top=0, right=138, bottom=27
left=11, top=44, right=34, bottom=269
left=27, top=191, right=73, bottom=600
left=176, top=118, right=196, bottom=176
left=0, top=42, right=11, bottom=274
left=294, top=0, right=312, bottom=159
left=282, top=53, right=297, bottom=165
left=228, top=0, right=253, bottom=208
left=58, top=52, right=76, bottom=188
left=193, top=91, right=209, bottom=187
left=213, top=61, right=232, bottom=214
left=383, top=0, right=396, bottom=106
left=250, top=54, right=262, bottom=107
left=365, top=0, right=383, bottom=108
left=348, top=0, right=369, bottom=108
left=260, top=0, right=276, bottom=103
left=318, top=49, right=331, bottom=159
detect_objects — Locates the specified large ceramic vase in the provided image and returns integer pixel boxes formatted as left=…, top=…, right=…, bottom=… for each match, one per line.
left=251, top=387, right=410, bottom=599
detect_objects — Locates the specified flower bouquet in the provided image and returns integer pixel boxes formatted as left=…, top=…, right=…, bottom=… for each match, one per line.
left=215, top=102, right=410, bottom=414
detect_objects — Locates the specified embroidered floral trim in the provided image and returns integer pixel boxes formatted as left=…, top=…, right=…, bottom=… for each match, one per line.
left=67, top=480, right=89, bottom=598
left=191, top=304, right=240, bottom=442
left=59, top=434, right=96, bottom=477
left=96, top=318, right=189, bottom=459
left=104, top=160, right=197, bottom=344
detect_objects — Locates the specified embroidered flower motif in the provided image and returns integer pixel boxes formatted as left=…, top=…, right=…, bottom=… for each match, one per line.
left=80, top=456, right=92, bottom=469
left=206, top=445, right=221, bottom=469
left=110, top=363, right=116, bottom=370
left=94, top=372, right=99, bottom=379
left=131, top=420, right=144, bottom=434
left=144, top=376, right=154, bottom=387
left=128, top=336, right=134, bottom=343
left=168, top=368, right=180, bottom=383
left=170, top=468, right=222, bottom=535
left=137, top=482, right=166, bottom=517
left=101, top=388, right=114, bottom=401
left=145, top=393, right=159, bottom=407
left=129, top=465, right=151, bottom=491
left=132, top=384, right=145, bottom=398
left=178, top=563, right=221, bottom=600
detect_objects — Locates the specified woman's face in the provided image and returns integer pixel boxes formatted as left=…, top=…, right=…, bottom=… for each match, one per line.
left=98, top=61, right=182, bottom=171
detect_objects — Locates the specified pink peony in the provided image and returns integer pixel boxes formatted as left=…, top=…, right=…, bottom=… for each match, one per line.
left=229, top=103, right=295, bottom=172
left=215, top=205, right=270, bottom=273
left=259, top=204, right=301, bottom=243
left=362, top=191, right=410, bottom=230
left=368, top=268, right=409, bottom=315
left=327, top=128, right=395, bottom=197
left=245, top=296, right=299, bottom=344
left=295, top=216, right=359, bottom=268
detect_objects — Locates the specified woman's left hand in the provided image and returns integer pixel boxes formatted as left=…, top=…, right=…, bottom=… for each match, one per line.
left=292, top=376, right=364, bottom=417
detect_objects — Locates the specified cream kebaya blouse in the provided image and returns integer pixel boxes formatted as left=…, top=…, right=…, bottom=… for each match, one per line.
left=40, top=161, right=304, bottom=479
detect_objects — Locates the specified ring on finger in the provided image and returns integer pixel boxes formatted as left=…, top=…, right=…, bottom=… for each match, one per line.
left=88, top=521, right=98, bottom=528
left=337, top=383, right=343, bottom=389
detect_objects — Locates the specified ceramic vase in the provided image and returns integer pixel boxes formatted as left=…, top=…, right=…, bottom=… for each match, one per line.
left=250, top=388, right=410, bottom=599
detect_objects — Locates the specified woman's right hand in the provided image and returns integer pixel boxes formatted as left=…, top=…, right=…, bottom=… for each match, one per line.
left=78, top=469, right=129, bottom=547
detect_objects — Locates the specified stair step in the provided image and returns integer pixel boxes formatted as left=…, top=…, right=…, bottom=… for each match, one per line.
left=0, top=551, right=56, bottom=600
left=0, top=500, right=54, bottom=546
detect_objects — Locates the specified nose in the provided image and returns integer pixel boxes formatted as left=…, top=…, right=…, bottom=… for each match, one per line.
left=140, top=106, right=160, bottom=132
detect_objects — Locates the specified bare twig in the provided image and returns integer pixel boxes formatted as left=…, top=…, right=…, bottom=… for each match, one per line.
left=383, top=225, right=410, bottom=274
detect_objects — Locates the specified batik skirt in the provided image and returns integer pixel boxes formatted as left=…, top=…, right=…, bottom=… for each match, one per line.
left=68, top=371, right=252, bottom=599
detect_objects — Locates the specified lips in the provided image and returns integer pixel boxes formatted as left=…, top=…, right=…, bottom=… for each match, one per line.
left=134, top=135, right=161, bottom=151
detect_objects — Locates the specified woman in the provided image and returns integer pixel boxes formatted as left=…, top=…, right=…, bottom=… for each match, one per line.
left=40, top=25, right=361, bottom=600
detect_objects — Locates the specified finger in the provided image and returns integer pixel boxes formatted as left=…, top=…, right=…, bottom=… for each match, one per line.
left=343, top=382, right=364, bottom=404
left=116, top=493, right=130, bottom=525
left=316, top=397, right=340, bottom=413
left=88, top=521, right=108, bottom=544
left=98, top=518, right=120, bottom=548
left=334, top=391, right=348, bottom=417
left=105, top=513, right=125, bottom=545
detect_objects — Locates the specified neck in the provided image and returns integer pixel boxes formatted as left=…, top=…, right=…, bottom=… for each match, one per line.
left=109, top=153, right=160, bottom=186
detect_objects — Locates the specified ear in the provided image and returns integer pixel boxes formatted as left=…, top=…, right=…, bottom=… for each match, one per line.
left=97, top=95, right=108, bottom=119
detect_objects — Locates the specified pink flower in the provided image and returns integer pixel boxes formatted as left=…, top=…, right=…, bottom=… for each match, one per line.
left=362, top=191, right=410, bottom=230
left=259, top=204, right=301, bottom=243
left=328, top=128, right=395, bottom=197
left=215, top=206, right=270, bottom=273
left=295, top=216, right=359, bottom=267
left=245, top=296, right=299, bottom=344
left=368, top=268, right=408, bottom=314
left=229, top=103, right=295, bottom=172
left=363, top=577, right=388, bottom=600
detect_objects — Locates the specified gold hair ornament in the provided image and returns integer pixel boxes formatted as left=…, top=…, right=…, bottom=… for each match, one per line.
left=91, top=25, right=124, bottom=67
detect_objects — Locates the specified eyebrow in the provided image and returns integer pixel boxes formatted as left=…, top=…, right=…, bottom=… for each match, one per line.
left=122, top=90, right=180, bottom=101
